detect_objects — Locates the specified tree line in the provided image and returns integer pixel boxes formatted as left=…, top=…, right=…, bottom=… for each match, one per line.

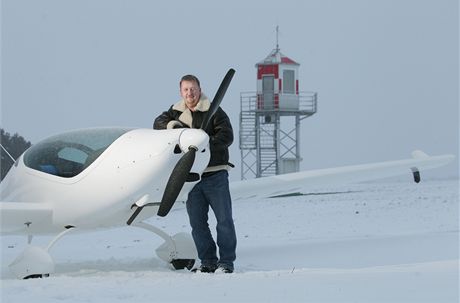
left=1, top=129, right=32, bottom=181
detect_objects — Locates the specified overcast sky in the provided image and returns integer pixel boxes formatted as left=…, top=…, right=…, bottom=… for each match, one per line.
left=1, top=0, right=458, bottom=180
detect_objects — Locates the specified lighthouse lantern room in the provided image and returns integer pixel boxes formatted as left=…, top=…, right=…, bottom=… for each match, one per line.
left=256, top=48, right=300, bottom=111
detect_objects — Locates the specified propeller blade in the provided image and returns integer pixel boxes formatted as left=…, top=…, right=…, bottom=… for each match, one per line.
left=157, top=147, right=197, bottom=217
left=200, top=68, right=235, bottom=130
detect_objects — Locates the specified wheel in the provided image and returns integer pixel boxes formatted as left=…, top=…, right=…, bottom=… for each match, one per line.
left=171, top=259, right=195, bottom=270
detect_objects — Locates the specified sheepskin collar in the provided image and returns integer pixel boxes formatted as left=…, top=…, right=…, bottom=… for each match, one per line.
left=172, top=94, right=210, bottom=128
left=172, top=94, right=210, bottom=112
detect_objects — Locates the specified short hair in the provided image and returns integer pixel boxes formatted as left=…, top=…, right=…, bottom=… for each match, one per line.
left=180, top=74, right=200, bottom=88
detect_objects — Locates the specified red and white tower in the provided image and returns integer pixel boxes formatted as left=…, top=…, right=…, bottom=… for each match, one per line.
left=240, top=28, right=318, bottom=179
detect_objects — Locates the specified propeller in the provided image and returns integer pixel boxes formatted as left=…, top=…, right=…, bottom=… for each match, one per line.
left=127, top=69, right=235, bottom=224
left=157, top=146, right=197, bottom=216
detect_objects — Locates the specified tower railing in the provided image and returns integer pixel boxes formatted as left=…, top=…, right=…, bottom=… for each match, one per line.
left=240, top=91, right=317, bottom=114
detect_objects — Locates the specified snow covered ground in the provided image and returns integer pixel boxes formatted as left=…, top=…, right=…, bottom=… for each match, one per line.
left=1, top=179, right=458, bottom=302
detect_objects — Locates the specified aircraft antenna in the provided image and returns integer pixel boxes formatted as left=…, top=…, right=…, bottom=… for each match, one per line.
left=1, top=144, right=16, bottom=163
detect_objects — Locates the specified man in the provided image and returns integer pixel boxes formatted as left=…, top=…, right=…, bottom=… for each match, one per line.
left=153, top=74, right=237, bottom=273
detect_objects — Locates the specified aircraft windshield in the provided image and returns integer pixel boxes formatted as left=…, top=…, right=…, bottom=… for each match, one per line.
left=24, top=128, right=132, bottom=178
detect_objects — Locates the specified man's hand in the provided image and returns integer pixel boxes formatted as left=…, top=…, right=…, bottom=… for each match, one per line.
left=167, top=120, right=186, bottom=129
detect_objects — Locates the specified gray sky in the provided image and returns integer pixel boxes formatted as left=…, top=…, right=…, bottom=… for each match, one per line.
left=1, top=0, right=458, bottom=180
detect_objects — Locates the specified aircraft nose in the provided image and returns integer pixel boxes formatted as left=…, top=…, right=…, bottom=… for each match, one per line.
left=178, top=129, right=209, bottom=153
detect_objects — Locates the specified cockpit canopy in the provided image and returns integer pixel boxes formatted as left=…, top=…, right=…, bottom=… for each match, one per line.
left=24, top=128, right=132, bottom=178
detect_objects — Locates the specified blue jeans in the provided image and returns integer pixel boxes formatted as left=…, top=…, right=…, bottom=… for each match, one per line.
left=186, top=170, right=237, bottom=270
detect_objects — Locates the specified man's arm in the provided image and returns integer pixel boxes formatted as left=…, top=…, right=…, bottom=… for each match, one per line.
left=153, top=106, right=185, bottom=130
left=209, top=108, right=233, bottom=151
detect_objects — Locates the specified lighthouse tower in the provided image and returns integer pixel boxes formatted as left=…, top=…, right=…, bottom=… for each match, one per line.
left=239, top=34, right=318, bottom=179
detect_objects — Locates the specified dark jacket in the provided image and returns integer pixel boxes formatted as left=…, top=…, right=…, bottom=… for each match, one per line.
left=153, top=95, right=233, bottom=171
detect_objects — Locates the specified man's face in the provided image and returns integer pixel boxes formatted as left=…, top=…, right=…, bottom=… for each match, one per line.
left=180, top=80, right=201, bottom=111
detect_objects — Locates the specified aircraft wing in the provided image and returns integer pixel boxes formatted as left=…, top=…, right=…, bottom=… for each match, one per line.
left=0, top=202, right=53, bottom=234
left=230, top=151, right=455, bottom=201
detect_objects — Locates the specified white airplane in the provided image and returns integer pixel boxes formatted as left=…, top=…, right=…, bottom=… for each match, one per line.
left=0, top=69, right=455, bottom=279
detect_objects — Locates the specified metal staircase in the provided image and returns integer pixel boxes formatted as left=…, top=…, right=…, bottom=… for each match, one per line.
left=239, top=110, right=256, bottom=150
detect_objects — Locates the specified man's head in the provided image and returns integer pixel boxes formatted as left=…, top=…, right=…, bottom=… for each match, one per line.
left=180, top=75, right=201, bottom=111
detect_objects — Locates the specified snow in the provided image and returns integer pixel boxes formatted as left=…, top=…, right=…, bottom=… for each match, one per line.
left=1, top=179, right=459, bottom=302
